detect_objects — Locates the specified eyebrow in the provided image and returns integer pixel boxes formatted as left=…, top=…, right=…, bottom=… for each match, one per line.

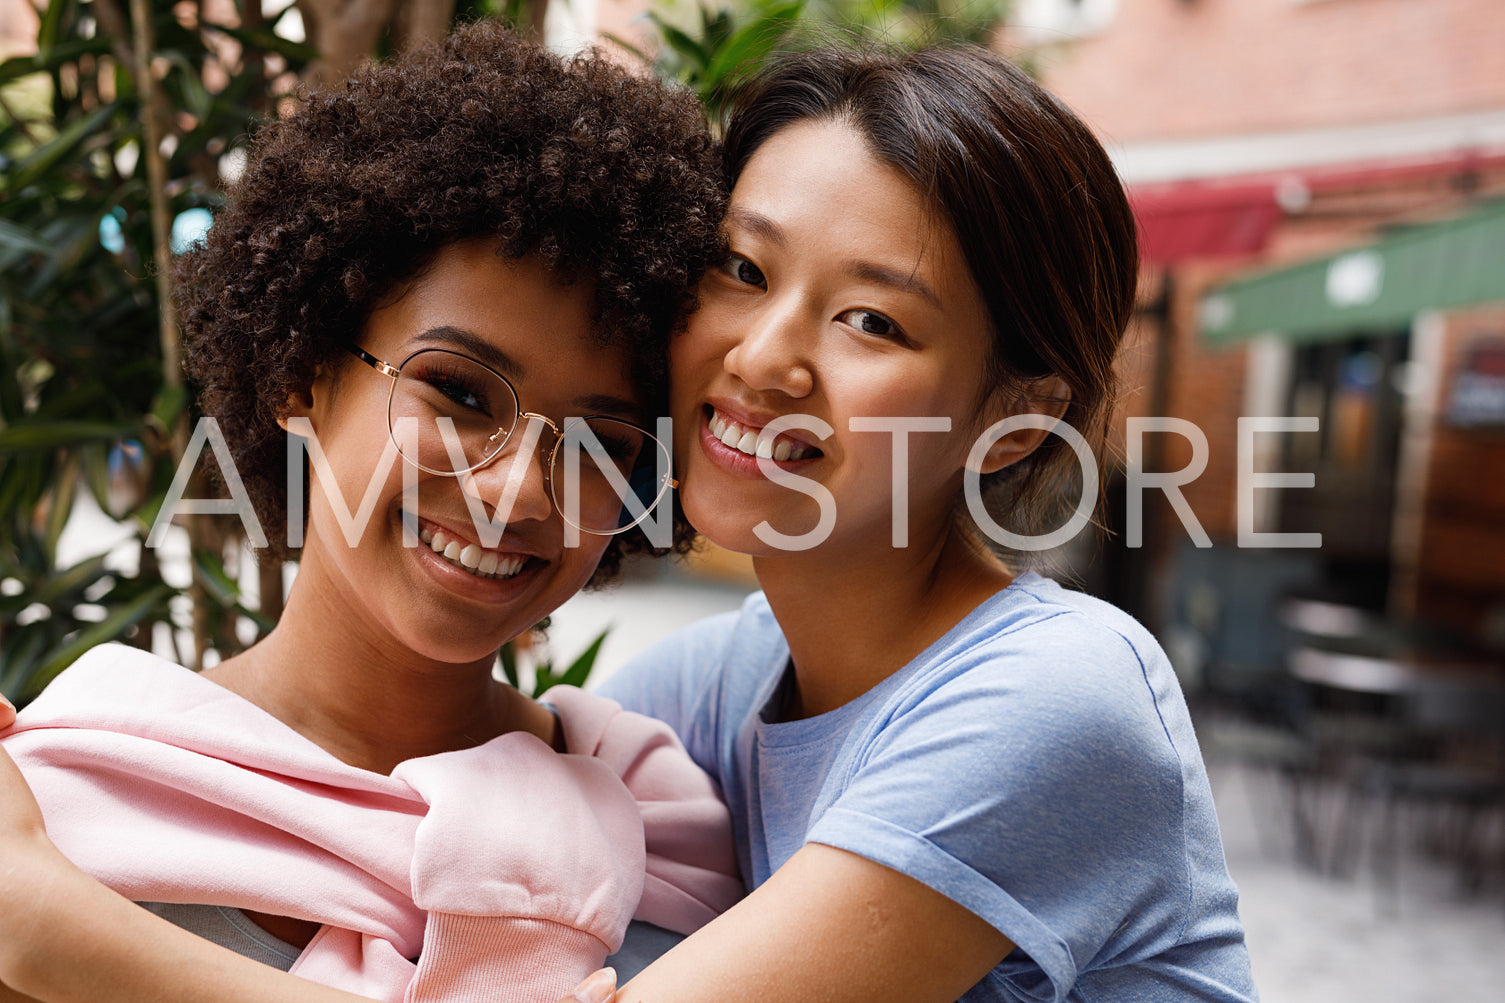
left=726, top=208, right=943, bottom=309
left=726, top=206, right=786, bottom=246
left=573, top=393, right=648, bottom=423
left=849, top=262, right=942, bottom=309
left=412, top=326, right=524, bottom=381
left=410, top=326, right=645, bottom=422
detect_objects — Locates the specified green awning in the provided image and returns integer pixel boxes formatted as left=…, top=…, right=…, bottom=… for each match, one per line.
left=1199, top=198, right=1505, bottom=343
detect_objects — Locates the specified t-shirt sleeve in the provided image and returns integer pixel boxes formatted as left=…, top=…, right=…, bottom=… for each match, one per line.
left=805, top=616, right=1194, bottom=1001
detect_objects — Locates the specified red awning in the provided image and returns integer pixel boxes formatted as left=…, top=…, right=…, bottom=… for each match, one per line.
left=1130, top=182, right=1281, bottom=264
left=1127, top=149, right=1505, bottom=265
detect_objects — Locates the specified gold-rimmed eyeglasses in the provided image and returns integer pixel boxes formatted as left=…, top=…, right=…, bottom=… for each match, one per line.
left=348, top=345, right=675, bottom=536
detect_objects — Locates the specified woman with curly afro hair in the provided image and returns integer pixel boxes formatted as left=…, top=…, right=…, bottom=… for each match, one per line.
left=0, top=21, right=744, bottom=1003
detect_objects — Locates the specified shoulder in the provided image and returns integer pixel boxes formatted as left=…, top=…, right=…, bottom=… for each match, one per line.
left=596, top=591, right=784, bottom=716
left=11, top=644, right=209, bottom=729
left=901, top=576, right=1167, bottom=717
left=863, top=576, right=1191, bottom=785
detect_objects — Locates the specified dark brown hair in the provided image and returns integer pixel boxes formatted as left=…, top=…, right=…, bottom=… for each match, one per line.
left=723, top=44, right=1138, bottom=552
left=176, top=21, right=724, bottom=580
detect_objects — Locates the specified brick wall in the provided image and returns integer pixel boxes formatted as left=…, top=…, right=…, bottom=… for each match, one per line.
left=1015, top=0, right=1505, bottom=142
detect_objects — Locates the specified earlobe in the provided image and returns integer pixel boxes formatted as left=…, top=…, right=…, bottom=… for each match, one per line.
left=276, top=376, right=323, bottom=433
left=968, top=378, right=1071, bottom=475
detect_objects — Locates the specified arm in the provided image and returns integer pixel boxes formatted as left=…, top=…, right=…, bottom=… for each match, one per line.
left=0, top=704, right=614, bottom=1003
left=0, top=724, right=371, bottom=1003
left=619, top=842, right=1013, bottom=1002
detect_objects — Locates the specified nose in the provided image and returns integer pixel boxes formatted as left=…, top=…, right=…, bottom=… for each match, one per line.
left=721, top=299, right=815, bottom=399
left=463, top=416, right=555, bottom=526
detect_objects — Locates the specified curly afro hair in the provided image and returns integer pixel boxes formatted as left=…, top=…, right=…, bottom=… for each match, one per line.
left=175, top=21, right=724, bottom=582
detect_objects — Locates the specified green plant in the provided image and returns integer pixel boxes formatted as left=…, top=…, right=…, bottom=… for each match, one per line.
left=497, top=624, right=612, bottom=697
left=611, top=0, right=807, bottom=128
left=0, top=0, right=314, bottom=704
left=614, top=0, right=1013, bottom=128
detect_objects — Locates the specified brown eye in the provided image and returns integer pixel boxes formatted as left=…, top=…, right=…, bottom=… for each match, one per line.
left=723, top=254, right=766, bottom=288
left=838, top=308, right=901, bottom=339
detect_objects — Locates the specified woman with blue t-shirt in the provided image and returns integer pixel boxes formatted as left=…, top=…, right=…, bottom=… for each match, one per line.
left=594, top=46, right=1256, bottom=1003
left=0, top=41, right=1255, bottom=1003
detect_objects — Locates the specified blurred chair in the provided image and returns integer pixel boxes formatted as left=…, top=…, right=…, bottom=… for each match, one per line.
left=1282, top=603, right=1505, bottom=905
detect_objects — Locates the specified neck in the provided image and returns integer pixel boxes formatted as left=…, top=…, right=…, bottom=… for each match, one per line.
left=751, top=523, right=1014, bottom=720
left=204, top=566, right=551, bottom=776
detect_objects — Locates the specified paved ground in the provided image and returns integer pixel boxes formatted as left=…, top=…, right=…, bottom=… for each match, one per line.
left=1211, top=759, right=1505, bottom=1002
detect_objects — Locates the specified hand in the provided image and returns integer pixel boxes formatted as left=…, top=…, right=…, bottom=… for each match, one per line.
left=0, top=691, right=14, bottom=730
left=559, top=968, right=616, bottom=1003
left=0, top=722, right=67, bottom=995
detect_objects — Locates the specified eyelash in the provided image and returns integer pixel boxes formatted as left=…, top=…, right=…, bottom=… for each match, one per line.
left=721, top=251, right=909, bottom=343
left=837, top=308, right=903, bottom=341
left=722, top=253, right=765, bottom=288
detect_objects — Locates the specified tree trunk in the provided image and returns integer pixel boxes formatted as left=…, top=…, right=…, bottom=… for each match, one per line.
left=295, top=0, right=399, bottom=90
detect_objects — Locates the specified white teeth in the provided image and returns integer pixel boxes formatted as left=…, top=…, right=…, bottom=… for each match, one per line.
left=423, top=526, right=527, bottom=580
left=710, top=407, right=815, bottom=462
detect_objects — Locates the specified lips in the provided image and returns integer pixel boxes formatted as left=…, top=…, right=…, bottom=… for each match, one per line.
left=416, top=521, right=531, bottom=580
left=706, top=405, right=822, bottom=461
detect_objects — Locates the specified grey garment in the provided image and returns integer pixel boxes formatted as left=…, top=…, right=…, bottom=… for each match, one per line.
left=604, top=920, right=686, bottom=982
left=138, top=902, right=302, bottom=971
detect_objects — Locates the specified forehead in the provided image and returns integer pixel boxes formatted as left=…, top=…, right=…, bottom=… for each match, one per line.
left=731, top=119, right=974, bottom=298
left=363, top=242, right=643, bottom=412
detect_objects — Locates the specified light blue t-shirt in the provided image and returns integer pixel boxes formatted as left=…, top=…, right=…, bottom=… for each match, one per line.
left=598, top=573, right=1256, bottom=1002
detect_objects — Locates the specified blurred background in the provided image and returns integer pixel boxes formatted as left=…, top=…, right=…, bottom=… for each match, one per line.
left=2, top=0, right=1503, bottom=999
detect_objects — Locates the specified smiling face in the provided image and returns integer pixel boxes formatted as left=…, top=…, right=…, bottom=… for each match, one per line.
left=672, top=118, right=1004, bottom=558
left=288, top=241, right=641, bottom=665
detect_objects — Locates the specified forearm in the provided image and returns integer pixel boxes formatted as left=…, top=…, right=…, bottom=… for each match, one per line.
left=1, top=842, right=371, bottom=1003
left=618, top=843, right=1011, bottom=1003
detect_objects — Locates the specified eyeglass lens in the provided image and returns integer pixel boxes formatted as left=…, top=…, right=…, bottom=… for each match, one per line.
left=386, top=349, right=671, bottom=535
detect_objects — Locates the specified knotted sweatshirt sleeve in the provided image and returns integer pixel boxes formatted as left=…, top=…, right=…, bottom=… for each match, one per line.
left=384, top=734, right=653, bottom=1002
left=543, top=686, right=743, bottom=934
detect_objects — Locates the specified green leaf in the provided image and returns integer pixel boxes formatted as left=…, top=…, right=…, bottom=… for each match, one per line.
left=212, top=25, right=320, bottom=66
left=497, top=640, right=520, bottom=689
left=0, top=420, right=136, bottom=450
left=150, top=383, right=188, bottom=431
left=0, top=220, right=56, bottom=260
left=0, top=624, right=50, bottom=697
left=23, top=582, right=174, bottom=698
left=557, top=628, right=610, bottom=690
left=600, top=31, right=652, bottom=65
left=651, top=17, right=712, bottom=70
left=0, top=37, right=112, bottom=86
left=33, top=552, right=111, bottom=607
left=41, top=453, right=79, bottom=562
left=706, top=3, right=805, bottom=86
left=192, top=547, right=240, bottom=608
left=35, top=0, right=67, bottom=52
left=5, top=102, right=120, bottom=194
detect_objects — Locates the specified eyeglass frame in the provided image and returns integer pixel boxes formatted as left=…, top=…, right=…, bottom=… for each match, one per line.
left=346, top=344, right=677, bottom=536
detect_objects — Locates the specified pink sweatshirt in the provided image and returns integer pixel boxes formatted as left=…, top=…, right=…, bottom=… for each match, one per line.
left=3, top=644, right=742, bottom=1002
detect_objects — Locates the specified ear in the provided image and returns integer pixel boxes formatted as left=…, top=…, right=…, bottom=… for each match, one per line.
left=968, top=377, right=1072, bottom=476
left=275, top=370, right=328, bottom=433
